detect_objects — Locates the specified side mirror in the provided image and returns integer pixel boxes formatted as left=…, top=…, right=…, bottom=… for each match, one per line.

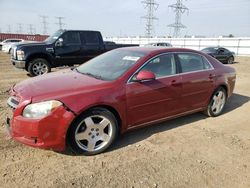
left=55, top=38, right=63, bottom=47
left=135, top=70, right=156, bottom=82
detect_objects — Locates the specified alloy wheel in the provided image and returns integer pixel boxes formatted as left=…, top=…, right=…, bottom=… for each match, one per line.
left=211, top=90, right=226, bottom=115
left=74, top=115, right=113, bottom=152
left=32, top=62, right=49, bottom=75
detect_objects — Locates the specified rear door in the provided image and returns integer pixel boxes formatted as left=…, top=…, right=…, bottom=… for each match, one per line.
left=80, top=31, right=105, bottom=62
left=54, top=31, right=82, bottom=65
left=176, top=53, right=215, bottom=110
left=126, top=53, right=184, bottom=127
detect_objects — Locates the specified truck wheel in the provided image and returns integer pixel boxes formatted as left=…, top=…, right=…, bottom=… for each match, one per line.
left=28, top=58, right=51, bottom=76
left=67, top=107, right=118, bottom=155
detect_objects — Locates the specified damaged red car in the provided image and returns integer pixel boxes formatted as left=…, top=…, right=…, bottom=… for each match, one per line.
left=6, top=47, right=236, bottom=155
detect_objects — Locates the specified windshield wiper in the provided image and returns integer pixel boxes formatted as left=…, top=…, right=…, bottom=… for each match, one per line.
left=84, top=72, right=104, bottom=80
left=74, top=68, right=104, bottom=80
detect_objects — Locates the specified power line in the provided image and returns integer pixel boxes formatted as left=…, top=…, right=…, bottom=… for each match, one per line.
left=168, top=0, right=189, bottom=38
left=141, top=0, right=159, bottom=38
left=55, top=16, right=66, bottom=30
left=40, top=15, right=49, bottom=34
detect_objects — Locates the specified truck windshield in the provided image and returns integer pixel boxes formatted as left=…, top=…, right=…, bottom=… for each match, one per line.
left=44, top=30, right=64, bottom=43
left=76, top=49, right=146, bottom=81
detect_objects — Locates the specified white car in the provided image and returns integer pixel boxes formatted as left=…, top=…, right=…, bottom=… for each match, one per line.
left=1, top=39, right=24, bottom=53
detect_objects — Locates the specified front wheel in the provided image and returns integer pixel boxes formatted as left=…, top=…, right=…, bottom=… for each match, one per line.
left=67, top=108, right=118, bottom=155
left=204, top=87, right=227, bottom=117
left=28, top=58, right=51, bottom=76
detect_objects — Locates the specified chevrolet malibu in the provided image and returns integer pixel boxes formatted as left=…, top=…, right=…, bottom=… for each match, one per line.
left=6, top=47, right=236, bottom=155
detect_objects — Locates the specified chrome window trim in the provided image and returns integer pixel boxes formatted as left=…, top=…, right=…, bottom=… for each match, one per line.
left=127, top=51, right=214, bottom=84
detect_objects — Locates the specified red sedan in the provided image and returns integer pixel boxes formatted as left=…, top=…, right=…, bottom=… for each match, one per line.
left=6, top=47, right=236, bottom=155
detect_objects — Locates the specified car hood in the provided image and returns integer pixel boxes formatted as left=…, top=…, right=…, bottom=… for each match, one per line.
left=16, top=41, right=49, bottom=49
left=13, top=69, right=110, bottom=103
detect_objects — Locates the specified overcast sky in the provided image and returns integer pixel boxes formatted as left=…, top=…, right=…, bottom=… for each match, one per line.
left=0, top=0, right=249, bottom=37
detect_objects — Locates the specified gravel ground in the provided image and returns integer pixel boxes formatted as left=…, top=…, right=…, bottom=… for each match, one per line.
left=0, top=52, right=250, bottom=188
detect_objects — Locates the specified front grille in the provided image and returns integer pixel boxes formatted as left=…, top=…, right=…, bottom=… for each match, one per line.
left=7, top=96, right=19, bottom=110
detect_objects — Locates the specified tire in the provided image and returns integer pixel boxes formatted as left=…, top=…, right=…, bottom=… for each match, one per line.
left=204, top=87, right=227, bottom=117
left=28, top=58, right=51, bottom=76
left=67, top=107, right=118, bottom=155
left=227, top=56, right=234, bottom=64
left=8, top=48, right=11, bottom=54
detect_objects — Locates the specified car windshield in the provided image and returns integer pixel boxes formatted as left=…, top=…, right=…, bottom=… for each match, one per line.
left=202, top=47, right=218, bottom=53
left=76, top=49, right=146, bottom=81
left=44, top=30, right=64, bottom=43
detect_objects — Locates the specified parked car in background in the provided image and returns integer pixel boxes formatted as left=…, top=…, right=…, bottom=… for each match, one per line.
left=2, top=39, right=25, bottom=53
left=0, top=39, right=24, bottom=52
left=145, top=42, right=172, bottom=47
left=201, top=47, right=235, bottom=64
left=11, top=30, right=138, bottom=76
left=6, top=47, right=236, bottom=155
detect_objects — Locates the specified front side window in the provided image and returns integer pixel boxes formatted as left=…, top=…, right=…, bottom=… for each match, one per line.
left=177, top=53, right=211, bottom=73
left=140, top=54, right=176, bottom=78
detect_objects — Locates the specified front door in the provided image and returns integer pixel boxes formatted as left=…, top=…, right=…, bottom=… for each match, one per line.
left=126, top=53, right=184, bottom=127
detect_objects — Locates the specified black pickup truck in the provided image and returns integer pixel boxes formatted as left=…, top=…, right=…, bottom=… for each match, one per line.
left=11, top=30, right=138, bottom=76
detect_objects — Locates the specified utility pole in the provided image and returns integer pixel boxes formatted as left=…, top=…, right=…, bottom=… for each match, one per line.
left=141, top=0, right=159, bottom=38
left=40, top=15, right=49, bottom=34
left=168, top=0, right=189, bottom=38
left=55, top=16, right=65, bottom=30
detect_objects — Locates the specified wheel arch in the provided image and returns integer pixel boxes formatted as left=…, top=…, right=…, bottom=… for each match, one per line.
left=26, top=53, right=53, bottom=70
left=68, top=104, right=122, bottom=134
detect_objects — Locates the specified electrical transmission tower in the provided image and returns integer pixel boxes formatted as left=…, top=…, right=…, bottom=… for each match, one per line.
left=28, top=24, right=35, bottom=34
left=7, top=25, right=11, bottom=33
left=17, top=23, right=23, bottom=34
left=168, top=0, right=189, bottom=38
left=55, top=16, right=66, bottom=30
left=40, top=15, right=48, bottom=34
left=141, top=0, right=159, bottom=38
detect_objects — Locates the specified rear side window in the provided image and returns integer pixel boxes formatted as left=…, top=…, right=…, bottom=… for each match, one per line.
left=82, top=32, right=100, bottom=44
left=62, top=32, right=81, bottom=45
left=177, top=53, right=212, bottom=73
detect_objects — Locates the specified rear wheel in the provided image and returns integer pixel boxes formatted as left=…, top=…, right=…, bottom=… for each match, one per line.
left=67, top=108, right=118, bottom=155
left=227, top=56, right=234, bottom=64
left=28, top=58, right=51, bottom=76
left=204, top=87, right=227, bottom=117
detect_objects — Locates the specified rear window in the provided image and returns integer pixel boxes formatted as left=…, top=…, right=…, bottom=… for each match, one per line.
left=177, top=53, right=212, bottom=73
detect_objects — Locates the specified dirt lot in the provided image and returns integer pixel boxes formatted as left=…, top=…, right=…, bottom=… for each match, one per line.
left=0, top=52, right=249, bottom=188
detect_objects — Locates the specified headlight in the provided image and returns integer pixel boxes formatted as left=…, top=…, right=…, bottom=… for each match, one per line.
left=17, top=50, right=25, bottom=60
left=23, top=100, right=62, bottom=119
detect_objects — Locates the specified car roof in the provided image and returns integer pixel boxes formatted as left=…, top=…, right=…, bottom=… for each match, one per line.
left=118, top=47, right=202, bottom=55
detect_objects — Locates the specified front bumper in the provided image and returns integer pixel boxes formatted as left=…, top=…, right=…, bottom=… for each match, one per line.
left=8, top=106, right=75, bottom=151
left=11, top=59, right=26, bottom=69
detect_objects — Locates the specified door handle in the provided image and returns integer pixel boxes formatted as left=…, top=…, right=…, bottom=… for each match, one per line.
left=209, top=74, right=216, bottom=79
left=171, top=80, right=181, bottom=86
